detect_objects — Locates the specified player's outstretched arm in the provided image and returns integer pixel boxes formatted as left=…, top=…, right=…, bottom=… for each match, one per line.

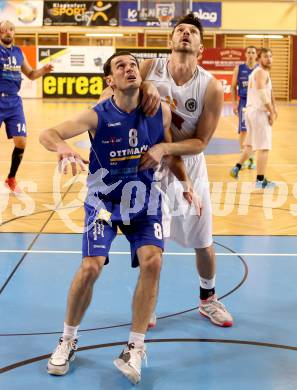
left=21, top=53, right=54, bottom=80
left=39, top=109, right=97, bottom=175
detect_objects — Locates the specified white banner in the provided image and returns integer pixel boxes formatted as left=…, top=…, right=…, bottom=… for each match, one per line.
left=0, top=0, right=43, bottom=27
left=38, top=46, right=115, bottom=74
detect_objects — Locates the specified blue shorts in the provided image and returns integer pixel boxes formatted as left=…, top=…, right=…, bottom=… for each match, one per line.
left=238, top=98, right=247, bottom=133
left=82, top=202, right=164, bottom=267
left=0, top=95, right=27, bottom=139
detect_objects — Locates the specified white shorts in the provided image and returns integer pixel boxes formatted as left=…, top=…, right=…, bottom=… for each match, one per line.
left=160, top=153, right=213, bottom=249
left=245, top=108, right=272, bottom=150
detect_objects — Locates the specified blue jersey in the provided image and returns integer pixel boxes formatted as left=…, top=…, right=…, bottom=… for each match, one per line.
left=86, top=97, right=164, bottom=207
left=237, top=63, right=257, bottom=99
left=0, top=45, right=24, bottom=94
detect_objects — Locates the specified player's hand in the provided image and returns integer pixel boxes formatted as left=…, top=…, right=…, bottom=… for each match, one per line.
left=43, top=64, right=54, bottom=74
left=57, top=144, right=88, bottom=176
left=139, top=144, right=165, bottom=170
left=268, top=112, right=274, bottom=126
left=140, top=81, right=161, bottom=116
left=233, top=103, right=238, bottom=116
left=182, top=184, right=202, bottom=217
left=274, top=109, right=278, bottom=120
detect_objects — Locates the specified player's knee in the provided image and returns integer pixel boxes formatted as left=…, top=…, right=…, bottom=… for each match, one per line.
left=196, top=245, right=214, bottom=260
left=81, top=257, right=104, bottom=281
left=14, top=137, right=26, bottom=149
left=140, top=253, right=162, bottom=278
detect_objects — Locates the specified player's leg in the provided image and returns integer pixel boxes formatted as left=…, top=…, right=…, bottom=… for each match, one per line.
left=253, top=112, right=275, bottom=188
left=48, top=204, right=116, bottom=376
left=230, top=109, right=254, bottom=179
left=47, top=255, right=106, bottom=376
left=196, top=245, right=233, bottom=327
left=191, top=186, right=233, bottom=327
left=4, top=104, right=27, bottom=192
left=114, top=219, right=163, bottom=384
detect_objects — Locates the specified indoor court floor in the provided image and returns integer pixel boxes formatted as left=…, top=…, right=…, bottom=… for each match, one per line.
left=0, top=99, right=297, bottom=389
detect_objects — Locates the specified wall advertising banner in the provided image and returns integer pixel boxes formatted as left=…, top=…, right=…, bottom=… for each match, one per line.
left=43, top=73, right=105, bottom=98
left=119, top=1, right=221, bottom=28
left=0, top=0, right=43, bottom=27
left=38, top=46, right=114, bottom=74
left=201, top=48, right=245, bottom=71
left=192, top=2, right=221, bottom=28
left=116, top=48, right=170, bottom=62
left=43, top=1, right=119, bottom=26
left=38, top=46, right=114, bottom=98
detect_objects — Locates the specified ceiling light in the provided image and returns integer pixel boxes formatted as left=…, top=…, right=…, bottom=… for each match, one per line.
left=85, top=33, right=124, bottom=37
left=245, top=34, right=283, bottom=39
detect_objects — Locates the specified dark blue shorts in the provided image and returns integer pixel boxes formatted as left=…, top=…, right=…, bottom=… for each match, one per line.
left=82, top=202, right=164, bottom=267
left=238, top=98, right=247, bottom=133
left=0, top=96, right=27, bottom=139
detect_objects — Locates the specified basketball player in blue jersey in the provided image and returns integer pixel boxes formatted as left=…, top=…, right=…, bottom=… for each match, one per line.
left=40, top=52, right=196, bottom=384
left=231, top=46, right=257, bottom=170
left=0, top=20, right=53, bottom=193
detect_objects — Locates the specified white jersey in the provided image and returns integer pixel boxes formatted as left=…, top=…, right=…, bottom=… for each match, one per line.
left=146, top=57, right=214, bottom=249
left=247, top=67, right=272, bottom=111
left=146, top=57, right=213, bottom=141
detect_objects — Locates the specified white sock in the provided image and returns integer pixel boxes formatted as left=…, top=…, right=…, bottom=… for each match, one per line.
left=128, top=331, right=145, bottom=348
left=62, top=322, right=80, bottom=340
left=200, top=276, right=216, bottom=290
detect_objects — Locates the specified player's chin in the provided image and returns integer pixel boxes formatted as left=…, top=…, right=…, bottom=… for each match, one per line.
left=125, top=81, right=141, bottom=89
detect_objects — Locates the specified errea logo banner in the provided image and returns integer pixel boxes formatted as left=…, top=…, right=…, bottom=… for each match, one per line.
left=191, top=2, right=221, bottom=28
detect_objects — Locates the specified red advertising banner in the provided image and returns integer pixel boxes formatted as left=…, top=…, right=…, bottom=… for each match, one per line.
left=213, top=73, right=233, bottom=101
left=201, top=48, right=245, bottom=71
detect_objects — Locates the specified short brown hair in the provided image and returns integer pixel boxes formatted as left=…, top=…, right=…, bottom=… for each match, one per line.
left=257, top=47, right=272, bottom=60
left=245, top=46, right=257, bottom=52
left=103, top=51, right=139, bottom=77
left=173, top=13, right=204, bottom=42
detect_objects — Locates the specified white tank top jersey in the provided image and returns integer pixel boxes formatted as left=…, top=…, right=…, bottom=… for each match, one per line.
left=246, top=67, right=272, bottom=111
left=146, top=57, right=213, bottom=142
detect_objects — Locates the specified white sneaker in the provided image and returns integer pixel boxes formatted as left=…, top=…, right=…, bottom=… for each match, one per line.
left=199, top=295, right=233, bottom=327
left=114, top=343, right=147, bottom=384
left=148, top=312, right=157, bottom=329
left=47, top=337, right=78, bottom=375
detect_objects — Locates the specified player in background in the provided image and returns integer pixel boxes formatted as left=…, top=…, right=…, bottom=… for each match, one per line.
left=0, top=20, right=53, bottom=192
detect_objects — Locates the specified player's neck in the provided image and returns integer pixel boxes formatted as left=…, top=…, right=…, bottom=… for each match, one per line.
left=246, top=61, right=256, bottom=69
left=168, top=53, right=197, bottom=86
left=113, top=89, right=140, bottom=113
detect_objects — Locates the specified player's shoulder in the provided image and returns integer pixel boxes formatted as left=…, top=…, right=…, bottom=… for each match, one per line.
left=12, top=45, right=23, bottom=54
left=92, top=97, right=111, bottom=113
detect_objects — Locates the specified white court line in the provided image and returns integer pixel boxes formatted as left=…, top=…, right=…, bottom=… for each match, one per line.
left=0, top=250, right=296, bottom=256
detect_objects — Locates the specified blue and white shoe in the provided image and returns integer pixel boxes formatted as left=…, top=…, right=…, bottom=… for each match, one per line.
left=255, top=178, right=276, bottom=189
left=230, top=166, right=240, bottom=179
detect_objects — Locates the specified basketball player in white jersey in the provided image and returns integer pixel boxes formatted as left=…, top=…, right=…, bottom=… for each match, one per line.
left=99, top=14, right=233, bottom=327
left=230, top=48, right=277, bottom=189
